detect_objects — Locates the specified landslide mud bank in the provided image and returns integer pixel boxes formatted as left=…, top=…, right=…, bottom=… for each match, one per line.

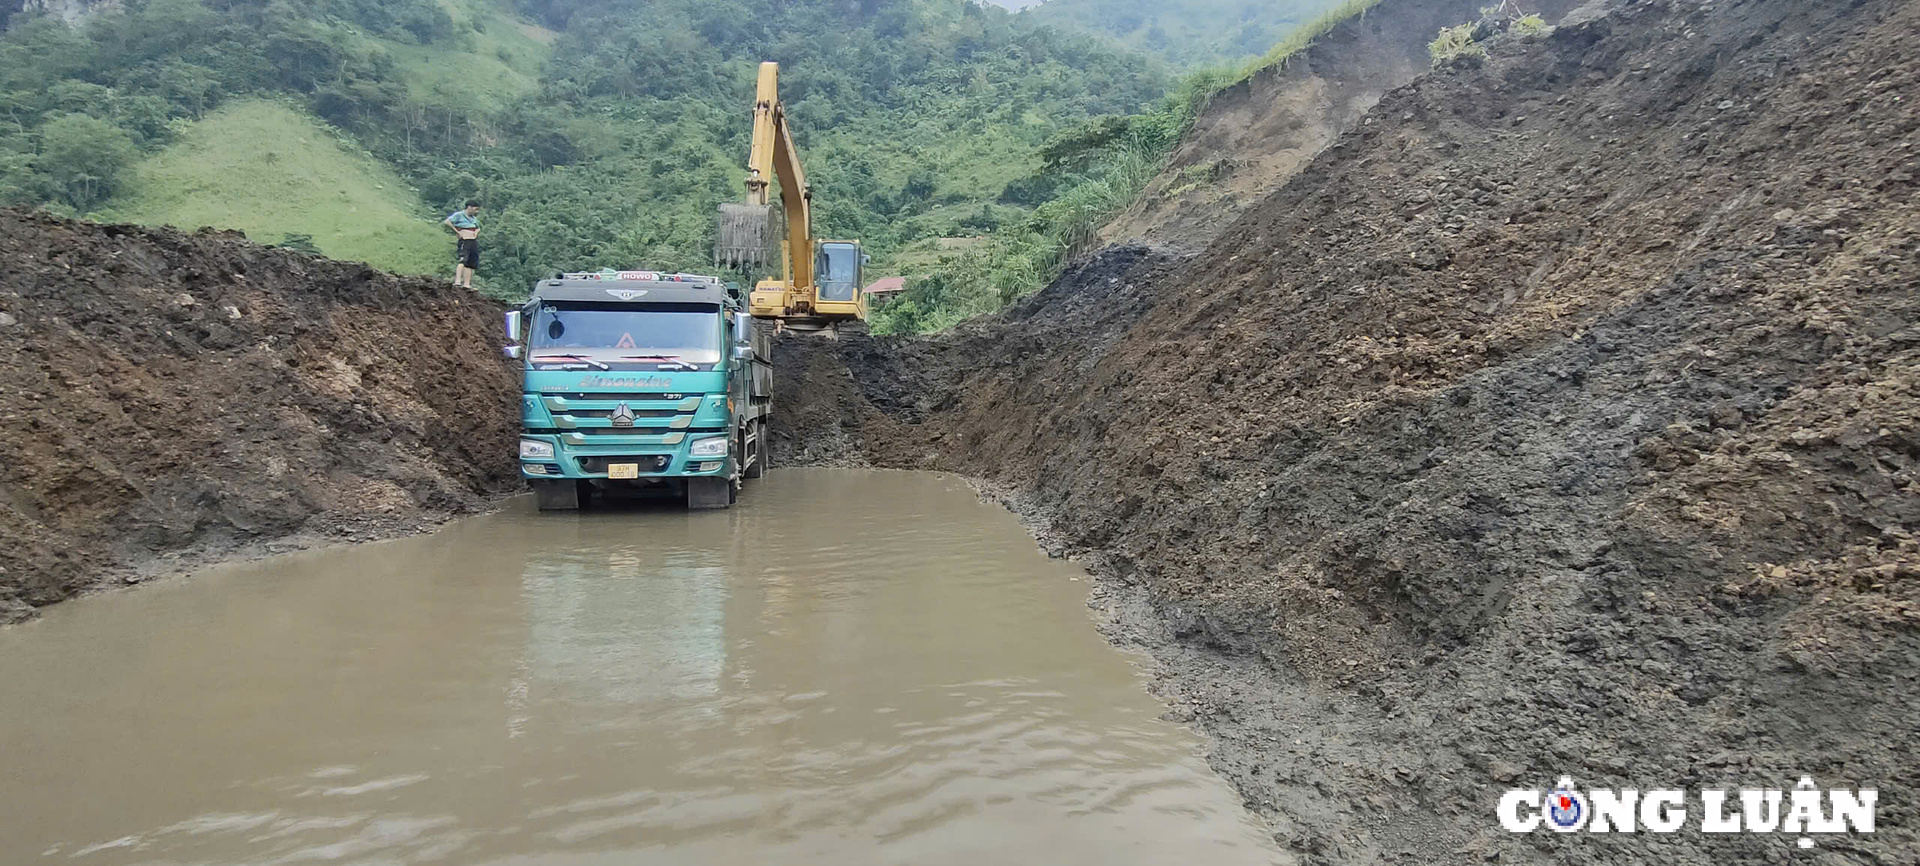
left=776, top=0, right=1920, bottom=861
left=0, top=211, right=519, bottom=622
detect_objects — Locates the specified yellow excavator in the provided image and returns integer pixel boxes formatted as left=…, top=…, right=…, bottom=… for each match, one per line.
left=715, top=62, right=868, bottom=334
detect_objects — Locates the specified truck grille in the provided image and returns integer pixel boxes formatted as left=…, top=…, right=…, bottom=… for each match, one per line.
left=571, top=427, right=685, bottom=436
left=576, top=455, right=673, bottom=474
left=566, top=408, right=681, bottom=420
left=544, top=392, right=687, bottom=402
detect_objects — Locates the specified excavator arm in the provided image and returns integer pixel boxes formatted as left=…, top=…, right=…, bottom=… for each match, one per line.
left=743, top=62, right=814, bottom=293
left=717, top=62, right=865, bottom=330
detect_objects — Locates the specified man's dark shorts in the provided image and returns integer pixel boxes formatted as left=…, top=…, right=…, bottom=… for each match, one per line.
left=456, top=238, right=480, bottom=269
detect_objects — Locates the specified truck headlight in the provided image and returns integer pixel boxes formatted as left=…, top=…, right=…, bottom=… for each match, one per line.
left=688, top=435, right=729, bottom=458
left=519, top=438, right=555, bottom=459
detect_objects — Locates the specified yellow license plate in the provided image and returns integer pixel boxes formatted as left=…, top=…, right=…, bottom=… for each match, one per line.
left=607, top=463, right=640, bottom=480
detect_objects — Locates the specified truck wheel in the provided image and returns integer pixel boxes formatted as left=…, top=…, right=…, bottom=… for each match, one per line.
left=743, top=419, right=765, bottom=480
left=532, top=479, right=580, bottom=511
left=686, top=477, right=733, bottom=510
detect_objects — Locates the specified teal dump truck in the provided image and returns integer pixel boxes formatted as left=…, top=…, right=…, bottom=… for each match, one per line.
left=503, top=270, right=772, bottom=510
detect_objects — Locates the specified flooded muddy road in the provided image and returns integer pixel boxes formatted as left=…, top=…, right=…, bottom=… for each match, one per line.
left=0, top=469, right=1282, bottom=865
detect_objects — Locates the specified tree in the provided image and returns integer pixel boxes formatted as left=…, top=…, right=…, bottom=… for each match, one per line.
left=36, top=113, right=137, bottom=210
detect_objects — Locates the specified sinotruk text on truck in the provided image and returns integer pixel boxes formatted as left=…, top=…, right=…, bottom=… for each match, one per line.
left=503, top=270, right=772, bottom=510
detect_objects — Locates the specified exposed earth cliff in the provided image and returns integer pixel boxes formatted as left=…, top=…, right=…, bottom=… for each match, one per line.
left=1104, top=0, right=1587, bottom=251
left=0, top=210, right=519, bottom=622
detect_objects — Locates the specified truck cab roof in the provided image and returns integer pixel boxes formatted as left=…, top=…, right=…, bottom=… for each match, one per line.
left=533, top=277, right=736, bottom=308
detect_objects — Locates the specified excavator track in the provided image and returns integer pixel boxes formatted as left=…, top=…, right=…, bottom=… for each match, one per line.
left=764, top=316, right=866, bottom=338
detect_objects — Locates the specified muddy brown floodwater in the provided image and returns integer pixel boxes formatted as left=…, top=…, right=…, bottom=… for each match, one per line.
left=0, top=468, right=1283, bottom=865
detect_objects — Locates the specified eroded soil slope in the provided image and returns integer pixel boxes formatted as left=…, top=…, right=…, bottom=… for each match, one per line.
left=1105, top=0, right=1585, bottom=251
left=778, top=0, right=1920, bottom=861
left=0, top=211, right=519, bottom=622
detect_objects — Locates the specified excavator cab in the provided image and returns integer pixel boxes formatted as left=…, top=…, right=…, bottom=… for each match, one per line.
left=814, top=240, right=865, bottom=315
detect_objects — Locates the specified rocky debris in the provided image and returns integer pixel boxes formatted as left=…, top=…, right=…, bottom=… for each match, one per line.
left=0, top=210, right=521, bottom=622
left=775, top=0, right=1920, bottom=861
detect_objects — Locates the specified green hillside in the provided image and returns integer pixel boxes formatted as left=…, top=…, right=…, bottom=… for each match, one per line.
left=427, top=0, right=1174, bottom=294
left=387, top=0, right=553, bottom=115
left=100, top=100, right=445, bottom=276
left=0, top=0, right=1378, bottom=328
left=1024, top=0, right=1345, bottom=68
left=0, top=0, right=1170, bottom=299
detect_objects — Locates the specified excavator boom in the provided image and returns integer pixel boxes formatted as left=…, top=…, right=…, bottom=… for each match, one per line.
left=716, top=62, right=865, bottom=330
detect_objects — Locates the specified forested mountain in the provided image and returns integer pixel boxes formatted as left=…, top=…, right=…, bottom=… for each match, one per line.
left=487, top=0, right=1169, bottom=290
left=0, top=0, right=1170, bottom=295
left=1021, top=0, right=1343, bottom=68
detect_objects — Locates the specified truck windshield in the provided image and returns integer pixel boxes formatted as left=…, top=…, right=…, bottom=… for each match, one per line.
left=529, top=303, right=722, bottom=366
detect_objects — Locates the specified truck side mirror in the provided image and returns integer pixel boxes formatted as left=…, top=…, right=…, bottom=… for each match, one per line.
left=733, top=311, right=751, bottom=344
left=503, top=311, right=524, bottom=360
left=732, top=344, right=755, bottom=361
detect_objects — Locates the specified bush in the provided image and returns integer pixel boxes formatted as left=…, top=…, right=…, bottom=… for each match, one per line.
left=1429, top=24, right=1487, bottom=68
left=36, top=114, right=138, bottom=210
left=1511, top=14, right=1551, bottom=38
left=276, top=233, right=324, bottom=255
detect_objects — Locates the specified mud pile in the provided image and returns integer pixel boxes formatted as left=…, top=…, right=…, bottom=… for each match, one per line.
left=778, top=0, right=1920, bottom=860
left=0, top=211, right=519, bottom=622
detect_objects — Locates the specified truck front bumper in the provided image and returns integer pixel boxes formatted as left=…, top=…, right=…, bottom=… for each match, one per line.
left=519, top=433, right=733, bottom=480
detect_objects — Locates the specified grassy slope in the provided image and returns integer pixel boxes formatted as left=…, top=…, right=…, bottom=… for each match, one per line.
left=388, top=0, right=553, bottom=115
left=101, top=1, right=556, bottom=278
left=101, top=100, right=447, bottom=276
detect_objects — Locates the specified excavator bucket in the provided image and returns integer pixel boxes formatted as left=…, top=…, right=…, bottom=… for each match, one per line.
left=715, top=202, right=781, bottom=270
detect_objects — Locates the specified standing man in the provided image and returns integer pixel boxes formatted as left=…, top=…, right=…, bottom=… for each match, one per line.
left=444, top=200, right=481, bottom=289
